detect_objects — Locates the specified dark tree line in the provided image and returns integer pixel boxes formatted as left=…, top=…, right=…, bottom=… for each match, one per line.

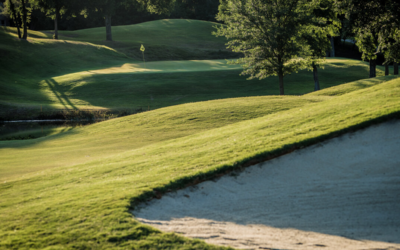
left=1, top=0, right=220, bottom=41
left=343, top=0, right=400, bottom=77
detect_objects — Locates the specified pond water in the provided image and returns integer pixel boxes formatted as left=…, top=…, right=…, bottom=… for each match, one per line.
left=0, top=120, right=103, bottom=140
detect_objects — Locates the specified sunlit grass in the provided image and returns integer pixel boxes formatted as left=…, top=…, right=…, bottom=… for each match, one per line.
left=0, top=76, right=399, bottom=249
left=0, top=22, right=389, bottom=116
left=1, top=19, right=400, bottom=250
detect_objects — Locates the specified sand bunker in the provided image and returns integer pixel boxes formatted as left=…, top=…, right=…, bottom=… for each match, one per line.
left=134, top=120, right=400, bottom=250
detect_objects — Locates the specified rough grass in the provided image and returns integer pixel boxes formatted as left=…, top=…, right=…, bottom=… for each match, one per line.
left=0, top=76, right=399, bottom=249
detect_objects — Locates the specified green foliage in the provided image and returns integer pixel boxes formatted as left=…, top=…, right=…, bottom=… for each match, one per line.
left=346, top=0, right=400, bottom=65
left=381, top=30, right=400, bottom=65
left=355, top=29, right=378, bottom=61
left=215, top=0, right=310, bottom=78
left=30, top=0, right=66, bottom=19
left=302, top=0, right=340, bottom=67
left=214, top=0, right=339, bottom=94
left=3, top=0, right=32, bottom=39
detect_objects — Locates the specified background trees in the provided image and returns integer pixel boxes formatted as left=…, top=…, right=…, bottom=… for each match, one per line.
left=82, top=0, right=175, bottom=41
left=2, top=0, right=31, bottom=39
left=345, top=0, right=400, bottom=77
left=30, top=0, right=81, bottom=39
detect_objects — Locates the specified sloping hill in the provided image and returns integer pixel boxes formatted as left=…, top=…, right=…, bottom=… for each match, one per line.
left=0, top=76, right=399, bottom=249
left=0, top=21, right=389, bottom=119
left=2, top=19, right=237, bottom=61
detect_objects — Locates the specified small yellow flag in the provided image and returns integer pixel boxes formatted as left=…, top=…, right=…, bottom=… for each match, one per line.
left=140, top=44, right=145, bottom=52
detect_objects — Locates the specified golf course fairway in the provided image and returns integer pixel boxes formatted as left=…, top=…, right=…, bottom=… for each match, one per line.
left=1, top=19, right=400, bottom=250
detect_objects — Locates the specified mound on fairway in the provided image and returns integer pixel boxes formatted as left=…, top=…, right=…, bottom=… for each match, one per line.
left=135, top=120, right=400, bottom=250
left=0, top=75, right=399, bottom=249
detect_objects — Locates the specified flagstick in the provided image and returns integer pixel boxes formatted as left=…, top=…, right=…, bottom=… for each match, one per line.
left=140, top=44, right=146, bottom=68
left=142, top=51, right=145, bottom=67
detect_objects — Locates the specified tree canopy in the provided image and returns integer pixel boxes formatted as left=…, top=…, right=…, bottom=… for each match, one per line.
left=215, top=0, right=336, bottom=95
left=344, top=0, right=400, bottom=77
left=3, top=0, right=31, bottom=39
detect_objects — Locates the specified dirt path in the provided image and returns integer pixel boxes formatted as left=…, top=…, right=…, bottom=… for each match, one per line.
left=134, top=120, right=400, bottom=250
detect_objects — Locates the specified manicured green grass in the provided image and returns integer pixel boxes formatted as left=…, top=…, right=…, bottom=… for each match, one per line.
left=0, top=95, right=321, bottom=180
left=2, top=19, right=237, bottom=61
left=0, top=76, right=399, bottom=249
left=0, top=40, right=388, bottom=113
left=0, top=21, right=389, bottom=119
left=1, top=19, right=400, bottom=249
left=40, top=58, right=385, bottom=110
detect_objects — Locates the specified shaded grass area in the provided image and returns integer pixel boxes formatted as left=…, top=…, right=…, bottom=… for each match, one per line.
left=55, top=19, right=239, bottom=61
left=60, top=58, right=386, bottom=110
left=2, top=19, right=238, bottom=61
left=0, top=27, right=133, bottom=119
left=0, top=104, right=143, bottom=121
left=0, top=125, right=74, bottom=141
left=0, top=76, right=399, bottom=249
left=0, top=51, right=388, bottom=117
left=0, top=28, right=129, bottom=79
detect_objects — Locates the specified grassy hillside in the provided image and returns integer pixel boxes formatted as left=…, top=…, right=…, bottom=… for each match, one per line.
left=0, top=38, right=388, bottom=118
left=2, top=19, right=237, bottom=61
left=0, top=75, right=399, bottom=249
left=0, top=20, right=389, bottom=120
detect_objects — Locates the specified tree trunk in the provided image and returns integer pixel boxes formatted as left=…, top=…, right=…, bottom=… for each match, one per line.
left=385, top=64, right=389, bottom=76
left=105, top=14, right=112, bottom=41
left=17, top=11, right=23, bottom=37
left=313, top=64, right=320, bottom=91
left=278, top=56, right=284, bottom=95
left=369, top=60, right=376, bottom=78
left=279, top=73, right=284, bottom=95
left=54, top=9, right=60, bottom=39
left=21, top=0, right=28, bottom=40
left=8, top=0, right=21, bottom=39
left=394, top=62, right=399, bottom=75
left=330, top=36, right=335, bottom=57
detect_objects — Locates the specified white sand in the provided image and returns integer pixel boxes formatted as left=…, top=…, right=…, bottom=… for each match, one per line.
left=133, top=120, right=400, bottom=250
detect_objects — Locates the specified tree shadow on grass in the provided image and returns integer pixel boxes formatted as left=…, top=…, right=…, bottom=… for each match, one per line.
left=43, top=78, right=77, bottom=110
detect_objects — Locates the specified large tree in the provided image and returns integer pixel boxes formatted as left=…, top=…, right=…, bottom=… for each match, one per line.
left=215, top=0, right=322, bottom=95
